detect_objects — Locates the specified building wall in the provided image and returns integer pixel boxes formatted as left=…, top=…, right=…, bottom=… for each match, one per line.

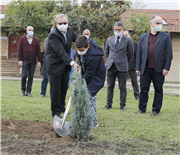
left=1, top=30, right=9, bottom=59
left=165, top=33, right=180, bottom=82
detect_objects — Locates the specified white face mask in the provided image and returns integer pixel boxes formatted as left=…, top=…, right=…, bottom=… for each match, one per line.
left=58, top=24, right=68, bottom=32
left=152, top=25, right=162, bottom=32
left=84, top=35, right=89, bottom=38
left=77, top=49, right=87, bottom=56
left=114, top=31, right=122, bottom=37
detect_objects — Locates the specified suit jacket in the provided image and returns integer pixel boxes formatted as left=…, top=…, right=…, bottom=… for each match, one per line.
left=136, top=31, right=173, bottom=75
left=43, top=26, right=77, bottom=76
left=105, top=34, right=134, bottom=72
left=129, top=41, right=138, bottom=71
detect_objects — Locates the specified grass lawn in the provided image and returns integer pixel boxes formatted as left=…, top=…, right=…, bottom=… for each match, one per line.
left=1, top=80, right=180, bottom=154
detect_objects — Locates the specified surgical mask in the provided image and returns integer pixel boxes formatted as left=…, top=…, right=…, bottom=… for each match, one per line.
left=114, top=31, right=122, bottom=37
left=152, top=25, right=162, bottom=32
left=28, top=31, right=34, bottom=37
left=58, top=24, right=68, bottom=32
left=77, top=49, right=87, bottom=56
left=84, top=35, right=89, bottom=38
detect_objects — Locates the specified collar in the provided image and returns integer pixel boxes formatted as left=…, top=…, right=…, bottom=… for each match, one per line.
left=150, top=31, right=159, bottom=36
left=115, top=34, right=123, bottom=39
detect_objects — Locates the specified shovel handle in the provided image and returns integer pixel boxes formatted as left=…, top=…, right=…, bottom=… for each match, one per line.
left=61, top=96, right=71, bottom=130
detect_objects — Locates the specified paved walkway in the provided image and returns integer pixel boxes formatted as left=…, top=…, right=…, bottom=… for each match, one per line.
left=1, top=76, right=180, bottom=96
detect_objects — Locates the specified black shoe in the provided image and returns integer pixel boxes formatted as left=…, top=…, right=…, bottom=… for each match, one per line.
left=135, top=96, right=139, bottom=100
left=56, top=115, right=62, bottom=119
left=20, top=91, right=25, bottom=96
left=136, top=110, right=146, bottom=114
left=151, top=112, right=159, bottom=117
left=103, top=105, right=112, bottom=110
left=26, top=92, right=32, bottom=97
left=120, top=106, right=126, bottom=111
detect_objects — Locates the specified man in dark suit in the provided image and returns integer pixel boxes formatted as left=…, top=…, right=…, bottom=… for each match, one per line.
left=104, top=21, right=134, bottom=111
left=43, top=14, right=80, bottom=118
left=136, top=15, right=173, bottom=117
left=123, top=31, right=139, bottom=100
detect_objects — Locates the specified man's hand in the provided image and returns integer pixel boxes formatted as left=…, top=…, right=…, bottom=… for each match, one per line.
left=73, top=63, right=81, bottom=71
left=37, top=62, right=41, bottom=68
left=136, top=70, right=141, bottom=76
left=163, top=69, right=168, bottom=76
left=19, top=61, right=23, bottom=66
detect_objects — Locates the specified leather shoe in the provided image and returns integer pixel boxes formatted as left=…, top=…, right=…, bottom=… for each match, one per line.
left=103, top=105, right=112, bottom=109
left=26, top=92, right=32, bottom=97
left=151, top=112, right=159, bottom=117
left=136, top=110, right=146, bottom=114
left=20, top=91, right=25, bottom=96
left=120, top=106, right=126, bottom=111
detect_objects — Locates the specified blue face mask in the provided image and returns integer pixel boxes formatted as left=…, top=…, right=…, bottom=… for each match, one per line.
left=152, top=25, right=162, bottom=32
left=28, top=31, right=34, bottom=37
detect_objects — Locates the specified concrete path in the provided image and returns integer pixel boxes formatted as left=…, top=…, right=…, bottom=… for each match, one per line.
left=1, top=76, right=180, bottom=96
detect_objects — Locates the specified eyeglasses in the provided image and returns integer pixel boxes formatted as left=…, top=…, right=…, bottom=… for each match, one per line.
left=155, top=22, right=162, bottom=25
left=28, top=30, right=34, bottom=31
left=57, top=22, right=68, bottom=25
left=114, top=29, right=121, bottom=32
left=84, top=34, right=90, bottom=35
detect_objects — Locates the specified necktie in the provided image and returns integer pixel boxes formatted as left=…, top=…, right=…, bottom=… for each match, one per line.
left=115, top=36, right=120, bottom=49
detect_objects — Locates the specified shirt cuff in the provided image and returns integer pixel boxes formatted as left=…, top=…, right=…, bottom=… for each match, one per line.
left=70, top=61, right=75, bottom=66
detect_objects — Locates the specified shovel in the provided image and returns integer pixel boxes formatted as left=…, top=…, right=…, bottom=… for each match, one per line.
left=53, top=96, right=72, bottom=137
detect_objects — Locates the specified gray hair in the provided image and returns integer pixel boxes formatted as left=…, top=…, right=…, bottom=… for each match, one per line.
left=55, top=14, right=68, bottom=23
left=26, top=26, right=33, bottom=30
left=83, top=29, right=91, bottom=33
left=114, top=21, right=124, bottom=28
left=151, top=15, right=162, bottom=22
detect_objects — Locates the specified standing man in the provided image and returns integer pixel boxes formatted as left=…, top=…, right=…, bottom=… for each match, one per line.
left=43, top=14, right=80, bottom=118
left=18, top=26, right=41, bottom=97
left=104, top=21, right=134, bottom=111
left=123, top=30, right=139, bottom=100
left=136, top=16, right=173, bottom=117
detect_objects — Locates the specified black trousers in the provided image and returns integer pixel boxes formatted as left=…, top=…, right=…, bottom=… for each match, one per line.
left=21, top=61, right=36, bottom=93
left=48, top=68, right=69, bottom=117
left=106, top=63, right=127, bottom=107
left=139, top=68, right=165, bottom=113
left=129, top=70, right=139, bottom=98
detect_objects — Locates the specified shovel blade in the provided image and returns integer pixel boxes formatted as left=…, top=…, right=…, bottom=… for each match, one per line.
left=53, top=115, right=70, bottom=137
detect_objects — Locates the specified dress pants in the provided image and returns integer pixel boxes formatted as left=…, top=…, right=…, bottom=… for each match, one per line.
left=107, top=63, right=127, bottom=107
left=40, top=71, right=48, bottom=96
left=129, top=70, right=139, bottom=98
left=21, top=61, right=36, bottom=93
left=48, top=68, right=69, bottom=117
left=139, top=68, right=164, bottom=113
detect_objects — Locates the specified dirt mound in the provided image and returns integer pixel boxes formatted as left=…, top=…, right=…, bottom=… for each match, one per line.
left=1, top=118, right=75, bottom=145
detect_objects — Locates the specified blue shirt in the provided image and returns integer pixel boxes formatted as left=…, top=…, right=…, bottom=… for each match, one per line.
left=70, top=49, right=77, bottom=61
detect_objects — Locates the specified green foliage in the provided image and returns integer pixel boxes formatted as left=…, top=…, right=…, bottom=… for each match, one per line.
left=2, top=1, right=57, bottom=49
left=69, top=72, right=94, bottom=141
left=54, top=0, right=131, bottom=40
left=123, top=9, right=150, bottom=41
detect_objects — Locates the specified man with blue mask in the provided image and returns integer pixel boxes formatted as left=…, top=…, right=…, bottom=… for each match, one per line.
left=136, top=15, right=173, bottom=117
left=18, top=26, right=41, bottom=97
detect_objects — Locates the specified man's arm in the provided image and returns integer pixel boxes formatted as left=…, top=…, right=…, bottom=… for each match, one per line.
left=18, top=37, right=23, bottom=66
left=127, top=39, right=134, bottom=63
left=136, top=36, right=142, bottom=75
left=105, top=40, right=110, bottom=58
left=36, top=39, right=41, bottom=68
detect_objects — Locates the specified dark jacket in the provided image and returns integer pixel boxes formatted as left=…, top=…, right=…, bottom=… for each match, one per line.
left=18, top=36, right=41, bottom=63
left=136, top=31, right=173, bottom=74
left=105, top=35, right=134, bottom=72
left=78, top=38, right=106, bottom=96
left=43, top=26, right=77, bottom=76
left=129, top=41, right=138, bottom=71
